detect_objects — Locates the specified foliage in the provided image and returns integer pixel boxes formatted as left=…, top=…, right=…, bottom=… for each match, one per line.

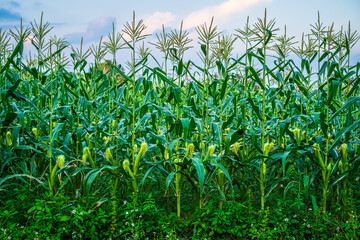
left=0, top=10, right=360, bottom=239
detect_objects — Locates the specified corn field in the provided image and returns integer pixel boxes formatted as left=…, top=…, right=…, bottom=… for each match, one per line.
left=0, top=10, right=360, bottom=239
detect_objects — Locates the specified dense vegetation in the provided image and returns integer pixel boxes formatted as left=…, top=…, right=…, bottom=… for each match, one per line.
left=1, top=10, right=360, bottom=239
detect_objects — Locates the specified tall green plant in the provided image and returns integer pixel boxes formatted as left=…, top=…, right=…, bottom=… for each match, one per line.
left=252, top=8, right=278, bottom=211
left=122, top=12, right=149, bottom=203
left=195, top=17, right=219, bottom=155
left=90, top=36, right=107, bottom=165
left=150, top=24, right=173, bottom=76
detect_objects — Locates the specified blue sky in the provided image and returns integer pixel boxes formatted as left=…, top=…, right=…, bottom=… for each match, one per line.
left=1, top=0, right=360, bottom=64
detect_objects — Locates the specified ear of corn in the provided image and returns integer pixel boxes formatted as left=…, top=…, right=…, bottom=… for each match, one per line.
left=57, top=155, right=65, bottom=168
left=6, top=131, right=12, bottom=147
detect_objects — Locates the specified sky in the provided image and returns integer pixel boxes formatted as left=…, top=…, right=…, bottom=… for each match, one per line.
left=1, top=0, right=360, bottom=66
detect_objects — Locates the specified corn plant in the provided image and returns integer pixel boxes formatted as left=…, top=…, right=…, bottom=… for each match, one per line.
left=122, top=11, right=149, bottom=170
left=0, top=12, right=359, bottom=238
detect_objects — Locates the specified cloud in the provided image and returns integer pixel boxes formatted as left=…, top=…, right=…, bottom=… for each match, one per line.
left=23, top=36, right=34, bottom=48
left=8, top=1, right=20, bottom=8
left=0, top=8, right=21, bottom=21
left=65, top=16, right=116, bottom=44
left=1, top=1, right=20, bottom=9
left=143, top=12, right=176, bottom=34
left=0, top=24, right=13, bottom=30
left=152, top=26, right=172, bottom=36
left=33, top=1, right=41, bottom=7
left=183, top=0, right=272, bottom=29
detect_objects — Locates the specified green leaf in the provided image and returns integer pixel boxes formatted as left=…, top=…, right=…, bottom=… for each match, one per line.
left=212, top=122, right=221, bottom=147
left=83, top=166, right=118, bottom=194
left=1, top=41, right=23, bottom=74
left=222, top=96, right=234, bottom=113
left=247, top=96, right=263, bottom=121
left=0, top=174, right=43, bottom=189
left=266, top=179, right=282, bottom=199
left=347, top=77, right=360, bottom=98
left=311, top=195, right=318, bottom=213
left=327, top=61, right=338, bottom=77
left=281, top=151, right=290, bottom=178
left=201, top=44, right=207, bottom=56
left=210, top=162, right=232, bottom=188
left=319, top=61, right=327, bottom=75
left=12, top=125, right=21, bottom=146
left=293, top=74, right=308, bottom=97
left=319, top=51, right=330, bottom=62
left=191, top=81, right=202, bottom=100
left=276, top=45, right=285, bottom=59
left=327, top=80, right=340, bottom=105
left=329, top=96, right=360, bottom=121
left=5, top=79, right=22, bottom=99
left=1, top=112, right=17, bottom=127
left=223, top=114, right=235, bottom=131
left=117, top=86, right=125, bottom=102
left=16, top=145, right=42, bottom=153
left=216, top=60, right=226, bottom=79
left=139, top=161, right=166, bottom=189
left=177, top=59, right=183, bottom=76
left=220, top=75, right=229, bottom=100
left=173, top=87, right=182, bottom=105
left=51, top=123, right=65, bottom=143
left=135, top=77, right=145, bottom=96
left=166, top=171, right=176, bottom=190
left=329, top=172, right=348, bottom=189
left=264, top=29, right=273, bottom=46
left=153, top=67, right=177, bottom=87
left=247, top=66, right=264, bottom=89
left=135, top=113, right=151, bottom=132
left=180, top=118, right=191, bottom=140
left=191, top=158, right=205, bottom=195
left=339, top=71, right=355, bottom=85
left=169, top=139, right=179, bottom=153
left=59, top=216, right=71, bottom=222
left=329, top=118, right=360, bottom=152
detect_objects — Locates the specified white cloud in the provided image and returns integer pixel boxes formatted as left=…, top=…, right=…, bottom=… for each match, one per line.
left=143, top=12, right=176, bottom=34
left=65, top=16, right=116, bottom=44
left=24, top=36, right=33, bottom=44
left=23, top=35, right=34, bottom=53
left=183, top=0, right=272, bottom=29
